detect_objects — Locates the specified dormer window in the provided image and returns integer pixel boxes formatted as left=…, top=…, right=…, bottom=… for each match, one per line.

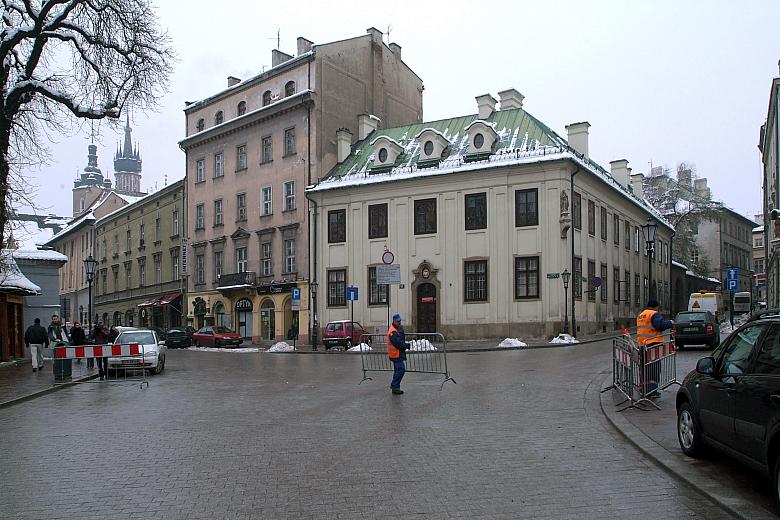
left=196, top=118, right=204, bottom=132
left=285, top=81, right=296, bottom=97
left=414, top=128, right=451, bottom=164
left=473, top=133, right=484, bottom=149
left=464, top=120, right=499, bottom=156
left=424, top=141, right=433, bottom=155
left=370, top=136, right=404, bottom=170
left=262, top=90, right=272, bottom=106
left=378, top=148, right=388, bottom=162
left=237, top=101, right=246, bottom=116
left=215, top=111, right=224, bottom=125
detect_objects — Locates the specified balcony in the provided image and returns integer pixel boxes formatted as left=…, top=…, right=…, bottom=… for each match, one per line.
left=217, top=271, right=256, bottom=290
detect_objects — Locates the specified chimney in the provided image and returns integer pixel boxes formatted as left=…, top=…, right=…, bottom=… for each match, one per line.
left=297, top=37, right=314, bottom=55
left=630, top=173, right=645, bottom=199
left=389, top=43, right=402, bottom=59
left=475, top=94, right=497, bottom=120
left=677, top=168, right=692, bottom=186
left=609, top=159, right=630, bottom=189
left=358, top=114, right=380, bottom=140
left=497, top=88, right=524, bottom=110
left=336, top=128, right=353, bottom=164
left=366, top=27, right=383, bottom=43
left=565, top=122, right=591, bottom=160
left=694, top=178, right=711, bottom=200
left=227, top=76, right=241, bottom=87
left=271, top=49, right=294, bottom=67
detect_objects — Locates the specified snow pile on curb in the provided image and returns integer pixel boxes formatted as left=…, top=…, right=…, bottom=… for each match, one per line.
left=409, top=339, right=437, bottom=351
left=549, top=334, right=579, bottom=344
left=267, top=342, right=295, bottom=352
left=347, top=343, right=372, bottom=352
left=498, top=338, right=527, bottom=348
left=720, top=314, right=749, bottom=336
left=186, top=346, right=262, bottom=353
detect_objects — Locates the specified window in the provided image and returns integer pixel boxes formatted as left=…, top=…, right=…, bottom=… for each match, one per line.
left=113, top=270, right=119, bottom=292
left=515, top=189, right=538, bottom=227
left=284, top=128, right=296, bottom=156
left=624, top=221, right=631, bottom=250
left=465, top=192, right=487, bottom=230
left=613, top=215, right=620, bottom=245
left=125, top=263, right=132, bottom=289
left=213, top=199, right=223, bottom=226
left=214, top=251, right=223, bottom=281
left=237, top=193, right=247, bottom=221
left=237, top=101, right=246, bottom=116
left=195, top=254, right=205, bottom=285
left=720, top=324, right=767, bottom=375
left=600, top=207, right=607, bottom=240
left=587, top=260, right=596, bottom=301
left=173, top=208, right=180, bottom=236
left=368, top=266, right=389, bottom=305
left=754, top=325, right=780, bottom=374
left=613, top=267, right=621, bottom=303
left=261, top=186, right=272, bottom=215
left=215, top=111, right=223, bottom=125
left=634, top=226, right=640, bottom=253
left=473, top=133, right=485, bottom=149
left=139, top=261, right=146, bottom=287
left=101, top=239, right=107, bottom=259
left=236, top=247, right=248, bottom=272
left=214, top=152, right=224, bottom=178
left=196, top=159, right=205, bottom=183
left=756, top=258, right=765, bottom=273
left=262, top=90, right=271, bottom=106
left=625, top=270, right=631, bottom=304
left=573, top=192, right=582, bottom=230
left=327, top=269, right=347, bottom=307
left=126, top=229, right=131, bottom=251
left=514, top=256, right=540, bottom=299
left=285, top=81, right=296, bottom=97
left=172, top=252, right=179, bottom=280
left=691, top=248, right=700, bottom=264
left=464, top=260, right=488, bottom=302
left=102, top=270, right=108, bottom=294
left=600, top=263, right=608, bottom=302
left=261, top=241, right=272, bottom=276
left=368, top=203, right=388, bottom=239
left=574, top=257, right=582, bottom=299
left=236, top=145, right=247, bottom=171
left=139, top=224, right=145, bottom=246
left=262, top=135, right=273, bottom=163
left=195, top=118, right=205, bottom=132
left=284, top=239, right=296, bottom=273
left=414, top=198, right=437, bottom=235
left=328, top=209, right=346, bottom=243
left=113, top=234, right=119, bottom=255
left=587, top=200, right=595, bottom=235
left=378, top=148, right=388, bottom=162
left=424, top=141, right=434, bottom=155
left=284, top=180, right=295, bottom=211
left=195, top=204, right=205, bottom=229
left=634, top=274, right=640, bottom=305
left=155, top=217, right=160, bottom=241
left=154, top=254, right=162, bottom=284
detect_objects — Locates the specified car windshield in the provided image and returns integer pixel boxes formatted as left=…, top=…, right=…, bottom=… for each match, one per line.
left=212, top=326, right=234, bottom=334
left=116, top=331, right=155, bottom=345
left=676, top=312, right=708, bottom=323
left=326, top=323, right=343, bottom=332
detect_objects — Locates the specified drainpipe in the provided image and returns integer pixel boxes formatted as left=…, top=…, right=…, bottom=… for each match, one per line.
left=669, top=229, right=676, bottom=315
left=570, top=163, right=581, bottom=337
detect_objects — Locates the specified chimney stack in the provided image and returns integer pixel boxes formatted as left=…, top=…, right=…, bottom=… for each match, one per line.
left=358, top=114, right=380, bottom=140
left=227, top=76, right=241, bottom=87
left=389, top=43, right=402, bottom=59
left=497, top=88, right=524, bottom=110
left=271, top=49, right=293, bottom=67
left=475, top=94, right=497, bottom=120
left=694, top=178, right=711, bottom=200
left=609, top=159, right=630, bottom=189
left=297, top=37, right=313, bottom=55
left=630, top=173, right=645, bottom=199
left=366, top=27, right=383, bottom=43
left=336, top=128, right=353, bottom=164
left=565, top=122, right=591, bottom=160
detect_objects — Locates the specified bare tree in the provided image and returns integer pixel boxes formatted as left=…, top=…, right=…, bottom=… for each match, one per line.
left=0, top=0, right=175, bottom=251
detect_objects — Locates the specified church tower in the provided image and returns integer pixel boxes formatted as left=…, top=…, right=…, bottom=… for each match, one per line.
left=113, top=117, right=145, bottom=196
left=72, top=140, right=113, bottom=216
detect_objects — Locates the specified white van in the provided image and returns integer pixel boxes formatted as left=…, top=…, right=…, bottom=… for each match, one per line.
left=732, top=292, right=752, bottom=314
left=688, top=292, right=723, bottom=322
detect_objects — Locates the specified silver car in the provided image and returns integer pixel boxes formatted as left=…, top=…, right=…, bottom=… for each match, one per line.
left=108, top=330, right=167, bottom=374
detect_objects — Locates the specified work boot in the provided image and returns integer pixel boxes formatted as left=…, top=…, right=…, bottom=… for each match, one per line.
left=392, top=388, right=404, bottom=395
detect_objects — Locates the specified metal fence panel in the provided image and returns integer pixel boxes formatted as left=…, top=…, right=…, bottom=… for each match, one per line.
left=358, top=332, right=455, bottom=389
left=51, top=342, right=149, bottom=388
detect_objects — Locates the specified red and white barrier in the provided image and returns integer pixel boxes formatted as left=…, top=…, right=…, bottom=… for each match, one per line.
left=53, top=343, right=142, bottom=359
left=645, top=342, right=675, bottom=362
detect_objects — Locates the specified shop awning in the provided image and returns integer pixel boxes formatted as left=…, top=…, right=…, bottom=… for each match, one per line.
left=157, top=293, right=182, bottom=306
left=138, top=297, right=159, bottom=307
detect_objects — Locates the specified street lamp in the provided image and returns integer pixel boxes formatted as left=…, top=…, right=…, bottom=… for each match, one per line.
left=561, top=269, right=571, bottom=334
left=309, top=281, right=318, bottom=351
left=83, top=255, right=98, bottom=335
left=642, top=217, right=658, bottom=303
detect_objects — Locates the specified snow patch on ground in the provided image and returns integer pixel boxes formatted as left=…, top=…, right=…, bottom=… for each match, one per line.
left=409, top=339, right=437, bottom=351
left=267, top=342, right=295, bottom=352
left=498, top=338, right=527, bottom=348
left=347, top=343, right=372, bottom=352
left=719, top=314, right=749, bottom=336
left=549, top=334, right=579, bottom=344
left=186, top=346, right=263, bottom=353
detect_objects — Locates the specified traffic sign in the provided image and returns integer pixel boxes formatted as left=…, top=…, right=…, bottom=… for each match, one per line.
left=382, top=250, right=395, bottom=265
left=377, top=264, right=401, bottom=284
left=592, top=277, right=602, bottom=288
left=727, top=268, right=738, bottom=282
left=546, top=273, right=560, bottom=279
left=291, top=287, right=301, bottom=311
left=727, top=279, right=738, bottom=291
left=346, top=286, right=359, bottom=301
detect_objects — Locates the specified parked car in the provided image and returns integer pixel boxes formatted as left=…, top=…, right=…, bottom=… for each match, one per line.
left=747, top=308, right=780, bottom=323
left=676, top=318, right=780, bottom=505
left=165, top=327, right=195, bottom=348
left=191, top=326, right=242, bottom=347
left=144, top=326, right=167, bottom=341
left=322, top=320, right=367, bottom=350
left=107, top=329, right=166, bottom=375
left=673, top=310, right=720, bottom=350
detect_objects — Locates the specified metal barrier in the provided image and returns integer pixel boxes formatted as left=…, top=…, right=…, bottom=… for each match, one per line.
left=601, top=334, right=680, bottom=411
left=52, top=343, right=149, bottom=389
left=358, top=332, right=456, bottom=389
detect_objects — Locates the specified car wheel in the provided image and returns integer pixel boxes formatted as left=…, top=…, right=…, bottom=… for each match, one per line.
left=214, top=339, right=221, bottom=348
left=677, top=401, right=706, bottom=457
left=345, top=339, right=353, bottom=350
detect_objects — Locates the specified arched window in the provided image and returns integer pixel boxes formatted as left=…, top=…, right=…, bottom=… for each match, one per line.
left=262, top=90, right=272, bottom=106
left=237, top=101, right=246, bottom=116
left=196, top=118, right=204, bottom=132
left=125, top=309, right=134, bottom=327
left=215, top=111, right=224, bottom=125
left=113, top=311, right=122, bottom=326
left=285, top=81, right=296, bottom=97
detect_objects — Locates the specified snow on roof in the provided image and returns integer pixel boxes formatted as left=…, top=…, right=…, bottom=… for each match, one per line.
left=370, top=135, right=404, bottom=148
left=0, top=250, right=41, bottom=294
left=47, top=210, right=95, bottom=244
left=672, top=260, right=688, bottom=269
left=7, top=219, right=57, bottom=251
left=113, top=193, right=148, bottom=205
left=414, top=127, right=452, bottom=142
left=12, top=249, right=68, bottom=262
left=754, top=225, right=764, bottom=232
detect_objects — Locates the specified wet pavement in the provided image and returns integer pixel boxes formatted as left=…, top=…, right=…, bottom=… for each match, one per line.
left=0, top=340, right=734, bottom=519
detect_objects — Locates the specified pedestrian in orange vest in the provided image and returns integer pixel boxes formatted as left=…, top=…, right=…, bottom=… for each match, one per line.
left=386, top=314, right=410, bottom=395
left=636, top=300, right=674, bottom=397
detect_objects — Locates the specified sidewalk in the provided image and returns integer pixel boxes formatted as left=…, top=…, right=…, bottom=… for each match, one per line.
left=600, top=350, right=779, bottom=519
left=0, top=358, right=98, bottom=409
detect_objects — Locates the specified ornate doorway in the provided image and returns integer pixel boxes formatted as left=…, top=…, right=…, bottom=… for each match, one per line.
left=260, top=299, right=275, bottom=340
left=235, top=298, right=253, bottom=338
left=416, top=283, right=437, bottom=333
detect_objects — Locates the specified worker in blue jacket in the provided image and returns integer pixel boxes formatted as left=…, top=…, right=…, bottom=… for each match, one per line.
left=386, top=314, right=410, bottom=395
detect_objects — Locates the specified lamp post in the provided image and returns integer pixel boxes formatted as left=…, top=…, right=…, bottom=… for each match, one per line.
left=562, top=269, right=571, bottom=334
left=310, top=281, right=318, bottom=351
left=642, top=217, right=658, bottom=303
left=83, top=255, right=98, bottom=335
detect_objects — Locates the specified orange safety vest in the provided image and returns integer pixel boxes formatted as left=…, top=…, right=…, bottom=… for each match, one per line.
left=386, top=324, right=400, bottom=359
left=636, top=309, right=662, bottom=346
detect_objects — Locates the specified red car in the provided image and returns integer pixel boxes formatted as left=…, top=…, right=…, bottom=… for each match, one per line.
left=192, top=326, right=243, bottom=348
left=322, top=320, right=366, bottom=350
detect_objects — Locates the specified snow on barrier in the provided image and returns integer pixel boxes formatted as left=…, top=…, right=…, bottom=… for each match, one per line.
left=357, top=332, right=455, bottom=389
left=51, top=342, right=149, bottom=388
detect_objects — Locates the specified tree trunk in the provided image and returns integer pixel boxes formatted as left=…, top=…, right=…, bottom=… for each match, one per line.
left=0, top=116, right=10, bottom=253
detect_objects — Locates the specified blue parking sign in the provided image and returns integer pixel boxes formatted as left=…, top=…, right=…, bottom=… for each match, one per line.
left=346, top=286, right=358, bottom=301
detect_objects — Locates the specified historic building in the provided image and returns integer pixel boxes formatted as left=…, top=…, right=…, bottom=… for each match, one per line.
left=179, top=28, right=423, bottom=342
left=0, top=251, right=41, bottom=361
left=754, top=222, right=767, bottom=305
left=307, top=90, right=674, bottom=339
left=760, top=64, right=780, bottom=308
left=93, top=180, right=185, bottom=329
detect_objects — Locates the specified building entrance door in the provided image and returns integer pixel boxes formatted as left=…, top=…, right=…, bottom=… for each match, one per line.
left=260, top=300, right=275, bottom=340
left=416, top=283, right=437, bottom=333
left=235, top=298, right=253, bottom=339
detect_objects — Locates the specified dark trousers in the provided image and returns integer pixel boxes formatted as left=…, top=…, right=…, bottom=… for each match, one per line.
left=97, top=357, right=108, bottom=376
left=641, top=343, right=661, bottom=395
left=391, top=359, right=406, bottom=389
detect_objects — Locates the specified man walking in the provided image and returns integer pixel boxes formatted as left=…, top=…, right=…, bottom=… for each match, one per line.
left=387, top=314, right=410, bottom=395
left=636, top=299, right=674, bottom=397
left=24, top=318, right=48, bottom=372
left=91, top=320, right=110, bottom=380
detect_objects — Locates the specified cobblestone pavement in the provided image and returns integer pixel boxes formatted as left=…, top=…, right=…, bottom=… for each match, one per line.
left=0, top=340, right=733, bottom=519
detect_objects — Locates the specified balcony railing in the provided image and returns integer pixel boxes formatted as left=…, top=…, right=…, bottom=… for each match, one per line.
left=217, top=271, right=256, bottom=288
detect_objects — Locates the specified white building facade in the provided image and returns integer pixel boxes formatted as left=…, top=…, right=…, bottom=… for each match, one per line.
left=307, top=90, right=673, bottom=339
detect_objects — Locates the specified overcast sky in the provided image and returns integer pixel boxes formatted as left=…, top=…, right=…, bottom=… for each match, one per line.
left=25, top=0, right=780, bottom=222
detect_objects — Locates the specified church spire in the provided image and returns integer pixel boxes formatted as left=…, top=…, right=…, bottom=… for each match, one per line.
left=121, top=114, right=133, bottom=158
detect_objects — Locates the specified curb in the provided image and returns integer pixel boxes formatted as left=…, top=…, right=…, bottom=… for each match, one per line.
left=598, top=373, right=777, bottom=520
left=0, top=372, right=100, bottom=410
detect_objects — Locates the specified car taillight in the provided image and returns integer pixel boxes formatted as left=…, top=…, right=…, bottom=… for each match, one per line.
left=706, top=324, right=714, bottom=334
